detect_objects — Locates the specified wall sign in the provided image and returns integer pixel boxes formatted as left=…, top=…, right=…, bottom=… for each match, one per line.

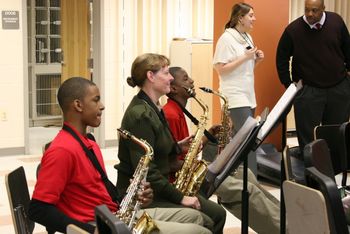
left=2, top=11, right=19, bottom=29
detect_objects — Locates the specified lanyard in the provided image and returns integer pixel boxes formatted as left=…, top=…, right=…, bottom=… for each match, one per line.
left=62, top=124, right=121, bottom=203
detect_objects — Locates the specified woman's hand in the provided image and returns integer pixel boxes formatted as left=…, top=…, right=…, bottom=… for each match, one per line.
left=255, top=49, right=264, bottom=62
left=245, top=47, right=257, bottom=60
left=138, top=181, right=153, bottom=208
left=181, top=196, right=201, bottom=210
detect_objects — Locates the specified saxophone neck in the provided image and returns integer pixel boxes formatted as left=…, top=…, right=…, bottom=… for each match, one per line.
left=192, top=95, right=209, bottom=118
left=118, top=128, right=154, bottom=160
left=199, top=86, right=228, bottom=106
left=182, top=86, right=208, bottom=118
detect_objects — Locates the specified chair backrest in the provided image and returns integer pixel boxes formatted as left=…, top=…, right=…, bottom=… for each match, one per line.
left=304, top=139, right=335, bottom=182
left=305, top=167, right=349, bottom=234
left=5, top=166, right=35, bottom=234
left=282, top=180, right=329, bottom=234
left=95, top=205, right=131, bottom=234
left=314, top=124, right=347, bottom=175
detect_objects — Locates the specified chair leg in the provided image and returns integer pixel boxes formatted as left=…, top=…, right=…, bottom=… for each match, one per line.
left=342, top=171, right=347, bottom=187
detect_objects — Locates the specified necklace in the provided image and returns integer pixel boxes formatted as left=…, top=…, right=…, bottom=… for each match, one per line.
left=233, top=27, right=255, bottom=48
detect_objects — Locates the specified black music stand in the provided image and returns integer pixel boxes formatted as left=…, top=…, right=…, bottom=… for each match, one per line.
left=241, top=124, right=265, bottom=234
left=201, top=112, right=266, bottom=234
left=252, top=81, right=302, bottom=234
left=201, top=81, right=302, bottom=234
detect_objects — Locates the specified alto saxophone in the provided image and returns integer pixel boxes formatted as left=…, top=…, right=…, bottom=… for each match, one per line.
left=116, top=129, right=159, bottom=234
left=173, top=87, right=209, bottom=196
left=200, top=87, right=231, bottom=154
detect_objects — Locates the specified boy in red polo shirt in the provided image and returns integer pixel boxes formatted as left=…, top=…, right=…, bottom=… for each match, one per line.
left=163, top=67, right=281, bottom=234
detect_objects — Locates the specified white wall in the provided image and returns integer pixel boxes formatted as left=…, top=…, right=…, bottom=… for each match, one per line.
left=0, top=0, right=214, bottom=153
left=101, top=0, right=129, bottom=145
left=0, top=0, right=26, bottom=153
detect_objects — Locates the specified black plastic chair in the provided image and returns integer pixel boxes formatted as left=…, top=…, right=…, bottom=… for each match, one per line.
left=314, top=123, right=348, bottom=186
left=305, top=167, right=349, bottom=234
left=95, top=205, right=131, bottom=234
left=5, top=166, right=35, bottom=234
left=304, top=139, right=336, bottom=182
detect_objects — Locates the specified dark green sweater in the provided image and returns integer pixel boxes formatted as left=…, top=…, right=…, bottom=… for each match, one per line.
left=116, top=91, right=184, bottom=206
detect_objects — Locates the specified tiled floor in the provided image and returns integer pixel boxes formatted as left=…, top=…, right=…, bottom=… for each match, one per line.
left=0, top=127, right=284, bottom=234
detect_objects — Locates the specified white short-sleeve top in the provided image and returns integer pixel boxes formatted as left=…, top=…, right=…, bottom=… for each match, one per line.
left=213, top=28, right=256, bottom=109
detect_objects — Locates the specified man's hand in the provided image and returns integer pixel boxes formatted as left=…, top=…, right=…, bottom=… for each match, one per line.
left=181, top=196, right=201, bottom=210
left=208, top=124, right=221, bottom=138
left=342, top=196, right=350, bottom=211
left=202, top=124, right=221, bottom=146
left=137, top=181, right=153, bottom=208
left=178, top=135, right=194, bottom=153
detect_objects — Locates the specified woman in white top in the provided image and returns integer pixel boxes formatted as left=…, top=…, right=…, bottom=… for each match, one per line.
left=213, top=2, right=264, bottom=175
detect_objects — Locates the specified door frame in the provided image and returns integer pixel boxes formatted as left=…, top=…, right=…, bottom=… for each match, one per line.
left=24, top=0, right=105, bottom=153
left=91, top=0, right=105, bottom=147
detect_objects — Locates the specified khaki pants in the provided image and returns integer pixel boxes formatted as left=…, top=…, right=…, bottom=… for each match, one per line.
left=136, top=207, right=212, bottom=234
left=215, top=166, right=280, bottom=234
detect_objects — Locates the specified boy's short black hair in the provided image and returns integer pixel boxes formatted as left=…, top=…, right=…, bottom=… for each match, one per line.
left=169, top=67, right=182, bottom=80
left=57, top=77, right=95, bottom=112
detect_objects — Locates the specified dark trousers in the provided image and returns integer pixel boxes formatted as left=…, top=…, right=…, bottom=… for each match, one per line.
left=229, top=107, right=257, bottom=176
left=294, top=77, right=350, bottom=152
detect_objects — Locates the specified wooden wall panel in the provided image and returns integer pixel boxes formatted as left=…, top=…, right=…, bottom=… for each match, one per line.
left=61, top=0, right=90, bottom=82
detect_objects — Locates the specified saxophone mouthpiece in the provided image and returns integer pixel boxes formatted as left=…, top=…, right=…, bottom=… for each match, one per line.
left=117, top=128, right=132, bottom=139
left=182, top=86, right=196, bottom=97
left=199, top=87, right=213, bottom=93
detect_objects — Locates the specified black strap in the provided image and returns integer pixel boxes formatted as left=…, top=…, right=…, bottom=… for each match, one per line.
left=169, top=98, right=218, bottom=144
left=137, top=90, right=182, bottom=155
left=62, top=124, right=120, bottom=203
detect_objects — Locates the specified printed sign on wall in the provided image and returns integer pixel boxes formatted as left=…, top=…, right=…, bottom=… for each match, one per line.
left=2, top=11, right=19, bottom=30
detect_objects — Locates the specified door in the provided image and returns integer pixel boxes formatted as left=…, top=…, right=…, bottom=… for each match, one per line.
left=61, top=0, right=91, bottom=82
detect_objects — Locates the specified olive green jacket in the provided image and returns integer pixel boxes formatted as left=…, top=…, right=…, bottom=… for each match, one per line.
left=116, top=91, right=183, bottom=206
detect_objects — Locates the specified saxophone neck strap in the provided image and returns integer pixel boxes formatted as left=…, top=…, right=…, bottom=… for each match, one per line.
left=169, top=98, right=218, bottom=144
left=62, top=124, right=120, bottom=203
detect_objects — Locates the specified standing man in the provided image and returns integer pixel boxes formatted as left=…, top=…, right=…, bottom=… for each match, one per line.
left=276, top=0, right=350, bottom=153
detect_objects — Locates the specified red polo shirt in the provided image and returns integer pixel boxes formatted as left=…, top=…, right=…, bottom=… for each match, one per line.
left=163, top=99, right=190, bottom=182
left=32, top=122, right=118, bottom=222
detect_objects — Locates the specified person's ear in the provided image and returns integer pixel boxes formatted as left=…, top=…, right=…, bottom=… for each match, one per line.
left=170, top=85, right=177, bottom=93
left=146, top=71, right=155, bottom=83
left=73, top=99, right=83, bottom=112
left=238, top=16, right=243, bottom=24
